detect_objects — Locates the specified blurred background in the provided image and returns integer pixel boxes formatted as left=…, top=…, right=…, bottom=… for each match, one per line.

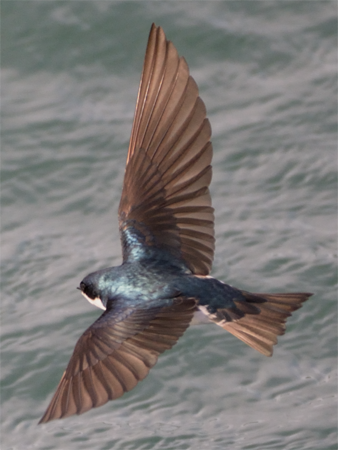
left=1, top=2, right=336, bottom=449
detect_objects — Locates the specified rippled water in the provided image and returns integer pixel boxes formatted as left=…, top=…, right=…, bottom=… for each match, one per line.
left=1, top=2, right=337, bottom=449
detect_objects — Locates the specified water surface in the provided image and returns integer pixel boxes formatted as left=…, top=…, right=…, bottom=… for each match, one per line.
left=1, top=2, right=337, bottom=449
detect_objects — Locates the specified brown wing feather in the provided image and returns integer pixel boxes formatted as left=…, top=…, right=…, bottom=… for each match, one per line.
left=119, top=24, right=214, bottom=275
left=39, top=297, right=196, bottom=423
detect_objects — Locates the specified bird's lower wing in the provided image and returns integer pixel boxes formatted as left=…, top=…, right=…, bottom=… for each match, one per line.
left=39, top=297, right=197, bottom=423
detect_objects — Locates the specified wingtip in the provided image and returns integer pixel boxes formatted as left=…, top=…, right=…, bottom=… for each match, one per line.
left=38, top=408, right=53, bottom=425
left=149, top=23, right=160, bottom=38
left=38, top=412, right=49, bottom=425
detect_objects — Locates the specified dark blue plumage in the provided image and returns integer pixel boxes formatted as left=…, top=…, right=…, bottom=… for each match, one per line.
left=80, top=257, right=247, bottom=313
left=39, top=24, right=312, bottom=424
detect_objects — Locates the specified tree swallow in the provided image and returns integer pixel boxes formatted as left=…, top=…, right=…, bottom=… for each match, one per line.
left=39, top=24, right=312, bottom=423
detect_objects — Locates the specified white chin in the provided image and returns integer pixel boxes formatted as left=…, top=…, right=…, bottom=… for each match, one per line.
left=81, top=292, right=106, bottom=310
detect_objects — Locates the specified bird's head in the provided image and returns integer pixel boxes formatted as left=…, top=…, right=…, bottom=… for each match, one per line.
left=77, top=276, right=106, bottom=311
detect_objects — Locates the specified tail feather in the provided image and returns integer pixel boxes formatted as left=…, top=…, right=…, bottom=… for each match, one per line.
left=220, top=291, right=312, bottom=356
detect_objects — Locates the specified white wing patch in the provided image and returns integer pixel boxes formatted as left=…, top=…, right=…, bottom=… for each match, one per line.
left=81, top=292, right=106, bottom=310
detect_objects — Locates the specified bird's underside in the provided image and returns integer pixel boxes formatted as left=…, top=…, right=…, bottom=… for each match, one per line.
left=39, top=24, right=312, bottom=424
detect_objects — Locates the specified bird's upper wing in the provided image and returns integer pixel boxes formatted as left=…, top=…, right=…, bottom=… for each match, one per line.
left=118, top=24, right=214, bottom=275
left=39, top=297, right=196, bottom=423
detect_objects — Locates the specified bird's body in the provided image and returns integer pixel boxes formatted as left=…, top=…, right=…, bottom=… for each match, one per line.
left=39, top=24, right=312, bottom=424
left=80, top=258, right=248, bottom=315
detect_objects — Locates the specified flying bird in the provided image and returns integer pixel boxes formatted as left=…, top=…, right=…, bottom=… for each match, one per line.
left=39, top=24, right=312, bottom=423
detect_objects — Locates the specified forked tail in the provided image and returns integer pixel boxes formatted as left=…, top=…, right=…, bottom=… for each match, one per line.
left=219, top=291, right=312, bottom=356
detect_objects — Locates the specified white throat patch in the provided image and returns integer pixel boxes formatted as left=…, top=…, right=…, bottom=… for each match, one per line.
left=81, top=292, right=106, bottom=310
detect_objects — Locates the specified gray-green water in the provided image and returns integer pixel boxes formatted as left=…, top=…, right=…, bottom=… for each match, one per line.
left=1, top=2, right=337, bottom=449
